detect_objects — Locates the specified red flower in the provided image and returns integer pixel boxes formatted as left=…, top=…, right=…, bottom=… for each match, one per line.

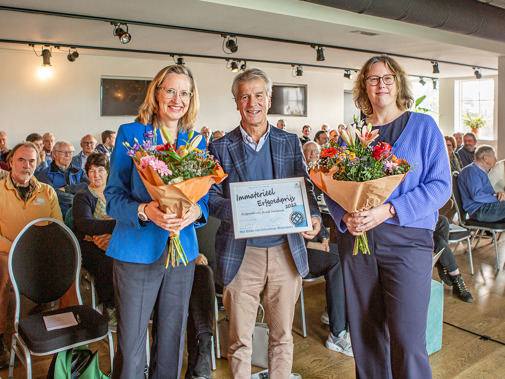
left=321, top=147, right=338, bottom=158
left=372, top=142, right=392, bottom=160
left=156, top=143, right=176, bottom=152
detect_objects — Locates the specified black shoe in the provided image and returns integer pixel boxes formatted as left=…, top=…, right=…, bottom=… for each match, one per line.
left=192, top=332, right=212, bottom=379
left=0, top=336, right=10, bottom=370
left=436, top=265, right=454, bottom=286
left=452, top=274, right=474, bottom=303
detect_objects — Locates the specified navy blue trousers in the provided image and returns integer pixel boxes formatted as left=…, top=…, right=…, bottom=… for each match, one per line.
left=337, top=223, right=433, bottom=379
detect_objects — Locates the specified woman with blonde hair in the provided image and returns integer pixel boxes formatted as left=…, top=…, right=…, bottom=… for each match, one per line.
left=326, top=55, right=451, bottom=378
left=105, top=64, right=208, bottom=378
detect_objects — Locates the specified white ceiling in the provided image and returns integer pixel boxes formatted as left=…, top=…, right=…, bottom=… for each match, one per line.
left=0, top=0, right=503, bottom=79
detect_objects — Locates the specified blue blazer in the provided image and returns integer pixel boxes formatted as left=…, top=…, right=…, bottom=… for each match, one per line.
left=208, top=125, right=321, bottom=286
left=104, top=122, right=209, bottom=264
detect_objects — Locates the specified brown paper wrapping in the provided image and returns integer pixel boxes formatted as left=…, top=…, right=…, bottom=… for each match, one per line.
left=310, top=166, right=407, bottom=213
left=134, top=152, right=228, bottom=217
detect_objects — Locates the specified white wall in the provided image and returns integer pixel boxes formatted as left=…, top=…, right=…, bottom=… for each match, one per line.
left=0, top=48, right=345, bottom=150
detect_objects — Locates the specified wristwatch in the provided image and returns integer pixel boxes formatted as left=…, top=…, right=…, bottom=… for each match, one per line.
left=138, top=203, right=149, bottom=222
left=389, top=203, right=396, bottom=217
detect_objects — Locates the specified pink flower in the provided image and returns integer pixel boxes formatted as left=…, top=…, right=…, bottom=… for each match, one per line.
left=338, top=123, right=357, bottom=147
left=140, top=155, right=156, bottom=169
left=140, top=156, right=172, bottom=177
left=356, top=123, right=379, bottom=148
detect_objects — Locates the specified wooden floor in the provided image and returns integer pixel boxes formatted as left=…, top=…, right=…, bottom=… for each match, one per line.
left=2, top=235, right=504, bottom=379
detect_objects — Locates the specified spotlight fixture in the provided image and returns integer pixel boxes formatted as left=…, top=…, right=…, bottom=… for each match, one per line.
left=310, top=45, right=325, bottom=61
left=230, top=60, right=239, bottom=72
left=240, top=61, right=247, bottom=71
left=292, top=65, right=303, bottom=77
left=41, top=48, right=51, bottom=67
left=473, top=67, right=483, bottom=79
left=432, top=79, right=438, bottom=90
left=222, top=35, right=238, bottom=54
left=112, top=22, right=131, bottom=44
left=67, top=48, right=79, bottom=62
left=432, top=61, right=440, bottom=74
left=419, top=77, right=426, bottom=86
left=343, top=70, right=352, bottom=80
left=176, top=56, right=185, bottom=65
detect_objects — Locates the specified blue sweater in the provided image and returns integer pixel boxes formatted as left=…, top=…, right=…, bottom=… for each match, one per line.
left=457, top=163, right=497, bottom=215
left=326, top=112, right=451, bottom=232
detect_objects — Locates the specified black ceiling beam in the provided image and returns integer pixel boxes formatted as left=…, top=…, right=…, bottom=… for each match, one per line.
left=0, top=5, right=497, bottom=72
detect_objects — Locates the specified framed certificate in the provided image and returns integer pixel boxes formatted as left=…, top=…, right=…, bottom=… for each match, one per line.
left=229, top=177, right=313, bottom=239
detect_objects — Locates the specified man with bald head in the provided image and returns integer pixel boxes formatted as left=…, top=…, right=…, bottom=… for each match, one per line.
left=43, top=132, right=55, bottom=162
left=72, top=134, right=97, bottom=169
left=36, top=141, right=89, bottom=217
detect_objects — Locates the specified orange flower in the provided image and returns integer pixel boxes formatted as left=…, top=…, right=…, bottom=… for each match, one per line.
left=340, top=166, right=345, bottom=172
left=321, top=147, right=338, bottom=158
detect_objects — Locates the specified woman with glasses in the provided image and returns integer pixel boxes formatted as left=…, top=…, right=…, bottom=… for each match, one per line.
left=325, top=55, right=451, bottom=378
left=105, top=65, right=208, bottom=379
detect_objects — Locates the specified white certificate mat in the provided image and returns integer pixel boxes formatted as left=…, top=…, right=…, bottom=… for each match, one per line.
left=230, top=177, right=313, bottom=239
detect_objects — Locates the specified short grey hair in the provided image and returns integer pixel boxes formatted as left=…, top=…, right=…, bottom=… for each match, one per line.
left=475, top=145, right=495, bottom=160
left=232, top=68, right=272, bottom=99
left=80, top=134, right=96, bottom=144
left=302, top=141, right=320, bottom=152
left=54, top=141, right=74, bottom=152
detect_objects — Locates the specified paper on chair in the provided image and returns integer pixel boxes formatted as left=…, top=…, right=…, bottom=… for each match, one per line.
left=43, top=312, right=78, bottom=331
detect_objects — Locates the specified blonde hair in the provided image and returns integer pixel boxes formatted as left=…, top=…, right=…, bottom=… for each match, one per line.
left=136, top=65, right=199, bottom=132
left=353, top=55, right=414, bottom=116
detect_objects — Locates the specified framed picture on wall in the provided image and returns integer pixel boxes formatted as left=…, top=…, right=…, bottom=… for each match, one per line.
left=100, top=77, right=151, bottom=117
left=268, top=84, right=307, bottom=117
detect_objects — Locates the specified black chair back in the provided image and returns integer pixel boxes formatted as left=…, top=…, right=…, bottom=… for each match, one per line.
left=9, top=218, right=79, bottom=304
left=451, top=172, right=468, bottom=225
left=196, top=216, right=221, bottom=265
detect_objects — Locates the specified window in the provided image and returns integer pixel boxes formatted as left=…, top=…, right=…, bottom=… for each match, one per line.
left=411, top=79, right=439, bottom=125
left=456, top=79, right=495, bottom=140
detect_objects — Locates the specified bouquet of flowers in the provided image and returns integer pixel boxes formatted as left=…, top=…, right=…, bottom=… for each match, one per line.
left=309, top=119, right=411, bottom=255
left=124, top=127, right=227, bottom=267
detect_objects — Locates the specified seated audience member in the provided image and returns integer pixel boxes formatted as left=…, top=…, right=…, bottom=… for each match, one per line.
left=453, top=132, right=464, bottom=150
left=329, top=129, right=339, bottom=142
left=0, top=131, right=8, bottom=163
left=0, top=142, right=77, bottom=368
left=42, top=132, right=55, bottom=162
left=72, top=153, right=116, bottom=325
left=37, top=141, right=89, bottom=217
left=95, top=130, right=116, bottom=157
left=445, top=136, right=463, bottom=172
left=0, top=169, right=8, bottom=181
left=303, top=141, right=322, bottom=198
left=305, top=224, right=351, bottom=355
left=276, top=119, right=287, bottom=130
left=314, top=130, right=329, bottom=146
left=433, top=215, right=473, bottom=302
left=458, top=145, right=505, bottom=223
left=72, top=134, right=97, bottom=170
left=185, top=253, right=216, bottom=379
left=321, top=123, right=330, bottom=132
left=456, top=132, right=477, bottom=168
left=26, top=133, right=49, bottom=173
left=300, top=124, right=311, bottom=144
left=489, top=159, right=505, bottom=193
left=212, top=130, right=225, bottom=141
left=201, top=126, right=212, bottom=147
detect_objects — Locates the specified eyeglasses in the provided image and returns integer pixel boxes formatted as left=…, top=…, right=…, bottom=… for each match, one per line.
left=82, top=141, right=95, bottom=145
left=305, top=149, right=319, bottom=154
left=55, top=150, right=73, bottom=156
left=365, top=75, right=396, bottom=86
left=158, top=87, right=193, bottom=101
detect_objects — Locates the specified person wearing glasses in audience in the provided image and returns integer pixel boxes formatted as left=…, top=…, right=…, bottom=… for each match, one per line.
left=105, top=65, right=208, bottom=379
left=36, top=141, right=89, bottom=217
left=325, top=55, right=451, bottom=378
left=72, top=134, right=98, bottom=170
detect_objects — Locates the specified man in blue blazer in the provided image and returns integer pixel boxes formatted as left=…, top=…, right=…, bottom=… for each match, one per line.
left=209, top=68, right=321, bottom=378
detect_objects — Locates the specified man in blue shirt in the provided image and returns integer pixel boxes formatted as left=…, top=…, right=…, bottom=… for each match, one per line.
left=458, top=145, right=505, bottom=222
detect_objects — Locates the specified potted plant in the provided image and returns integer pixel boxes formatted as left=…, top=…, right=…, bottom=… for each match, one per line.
left=462, top=112, right=486, bottom=137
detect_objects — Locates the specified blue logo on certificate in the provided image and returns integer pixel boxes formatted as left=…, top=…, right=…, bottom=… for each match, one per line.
left=289, top=205, right=307, bottom=227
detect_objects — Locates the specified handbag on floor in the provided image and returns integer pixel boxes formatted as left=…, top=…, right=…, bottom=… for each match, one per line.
left=218, top=303, right=269, bottom=369
left=46, top=345, right=108, bottom=379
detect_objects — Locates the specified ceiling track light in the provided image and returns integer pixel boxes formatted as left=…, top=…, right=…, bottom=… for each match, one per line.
left=222, top=35, right=238, bottom=54
left=343, top=70, right=352, bottom=80
left=41, top=47, right=51, bottom=67
left=176, top=56, right=185, bottom=65
left=292, top=65, right=303, bottom=77
left=473, top=67, right=483, bottom=79
left=311, top=45, right=325, bottom=62
left=240, top=61, right=247, bottom=71
left=111, top=22, right=131, bottom=44
left=432, top=79, right=438, bottom=90
left=419, top=77, right=426, bottom=86
left=67, top=48, right=79, bottom=62
left=432, top=61, right=440, bottom=74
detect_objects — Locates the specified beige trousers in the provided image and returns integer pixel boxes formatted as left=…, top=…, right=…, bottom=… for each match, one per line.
left=223, top=243, right=302, bottom=379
